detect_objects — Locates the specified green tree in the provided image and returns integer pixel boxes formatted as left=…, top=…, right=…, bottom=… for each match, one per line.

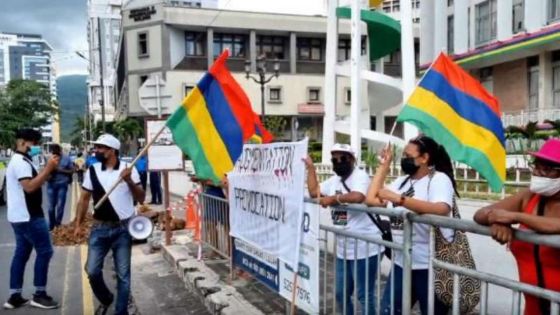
left=264, top=116, right=288, bottom=138
left=113, top=118, right=143, bottom=155
left=0, top=79, right=58, bottom=147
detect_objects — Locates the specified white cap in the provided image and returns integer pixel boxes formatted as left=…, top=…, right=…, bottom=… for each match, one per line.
left=331, top=143, right=355, bottom=156
left=92, top=134, right=121, bottom=150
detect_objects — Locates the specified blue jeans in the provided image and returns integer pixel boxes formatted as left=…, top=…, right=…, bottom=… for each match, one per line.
left=381, top=265, right=449, bottom=315
left=86, top=223, right=132, bottom=315
left=10, top=218, right=54, bottom=293
left=335, top=255, right=378, bottom=315
left=47, top=182, right=68, bottom=230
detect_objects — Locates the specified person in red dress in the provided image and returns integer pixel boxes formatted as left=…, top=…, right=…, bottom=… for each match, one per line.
left=475, top=139, right=560, bottom=315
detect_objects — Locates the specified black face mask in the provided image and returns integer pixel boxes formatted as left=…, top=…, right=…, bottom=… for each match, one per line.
left=332, top=157, right=353, bottom=178
left=95, top=152, right=107, bottom=163
left=401, top=157, right=420, bottom=175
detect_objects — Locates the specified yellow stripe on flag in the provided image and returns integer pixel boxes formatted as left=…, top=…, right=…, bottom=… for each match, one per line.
left=182, top=87, right=234, bottom=179
left=407, top=87, right=506, bottom=181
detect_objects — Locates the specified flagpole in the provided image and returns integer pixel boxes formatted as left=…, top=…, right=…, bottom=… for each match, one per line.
left=93, top=123, right=168, bottom=210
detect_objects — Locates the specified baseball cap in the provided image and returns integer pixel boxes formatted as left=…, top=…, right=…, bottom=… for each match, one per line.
left=92, top=134, right=121, bottom=150
left=331, top=143, right=355, bottom=156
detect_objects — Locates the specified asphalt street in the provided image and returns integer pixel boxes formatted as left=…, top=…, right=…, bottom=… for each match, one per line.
left=0, top=182, right=90, bottom=315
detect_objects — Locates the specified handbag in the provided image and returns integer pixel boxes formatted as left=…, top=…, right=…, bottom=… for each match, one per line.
left=433, top=195, right=481, bottom=313
left=341, top=180, right=393, bottom=259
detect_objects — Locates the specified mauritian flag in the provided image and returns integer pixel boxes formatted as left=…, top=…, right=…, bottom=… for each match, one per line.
left=398, top=53, right=506, bottom=192
left=166, top=50, right=273, bottom=183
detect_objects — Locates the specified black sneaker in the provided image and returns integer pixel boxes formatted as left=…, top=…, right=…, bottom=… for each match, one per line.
left=3, top=294, right=29, bottom=309
left=30, top=293, right=59, bottom=309
left=94, top=303, right=111, bottom=315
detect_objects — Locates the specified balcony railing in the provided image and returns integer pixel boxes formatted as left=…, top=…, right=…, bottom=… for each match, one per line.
left=502, top=108, right=560, bottom=126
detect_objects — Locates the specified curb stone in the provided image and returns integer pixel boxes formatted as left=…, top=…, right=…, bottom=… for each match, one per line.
left=162, top=242, right=263, bottom=315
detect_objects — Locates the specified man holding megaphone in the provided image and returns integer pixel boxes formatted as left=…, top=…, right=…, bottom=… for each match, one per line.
left=74, top=134, right=145, bottom=315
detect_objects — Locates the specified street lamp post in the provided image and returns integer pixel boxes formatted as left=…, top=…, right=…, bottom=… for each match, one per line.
left=244, top=55, right=280, bottom=124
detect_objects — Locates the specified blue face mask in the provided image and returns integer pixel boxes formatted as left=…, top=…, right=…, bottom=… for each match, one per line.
left=28, top=146, right=42, bottom=157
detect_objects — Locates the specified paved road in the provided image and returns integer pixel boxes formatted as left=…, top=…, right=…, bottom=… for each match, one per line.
left=0, top=182, right=91, bottom=314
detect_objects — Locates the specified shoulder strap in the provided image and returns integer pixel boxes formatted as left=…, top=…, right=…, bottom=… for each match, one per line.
left=534, top=197, right=550, bottom=314
left=341, top=177, right=385, bottom=228
left=525, top=194, right=541, bottom=215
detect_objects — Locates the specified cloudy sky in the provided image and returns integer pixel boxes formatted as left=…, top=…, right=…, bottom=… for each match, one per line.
left=0, top=0, right=324, bottom=77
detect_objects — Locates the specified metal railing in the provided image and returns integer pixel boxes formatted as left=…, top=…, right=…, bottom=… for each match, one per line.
left=502, top=108, right=560, bottom=126
left=198, top=193, right=231, bottom=258
left=315, top=164, right=531, bottom=199
left=197, top=193, right=560, bottom=315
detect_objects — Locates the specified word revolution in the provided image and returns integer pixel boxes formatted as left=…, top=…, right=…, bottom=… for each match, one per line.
left=233, top=188, right=286, bottom=223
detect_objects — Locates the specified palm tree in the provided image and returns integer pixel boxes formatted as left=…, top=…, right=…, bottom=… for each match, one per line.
left=113, top=118, right=143, bottom=155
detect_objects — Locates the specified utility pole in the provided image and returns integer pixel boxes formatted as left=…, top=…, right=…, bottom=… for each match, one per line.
left=97, top=17, right=106, bottom=132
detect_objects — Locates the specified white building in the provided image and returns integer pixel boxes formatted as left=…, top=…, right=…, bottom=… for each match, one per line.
left=421, top=0, right=560, bottom=127
left=114, top=1, right=420, bottom=143
left=86, top=0, right=124, bottom=124
left=0, top=32, right=59, bottom=142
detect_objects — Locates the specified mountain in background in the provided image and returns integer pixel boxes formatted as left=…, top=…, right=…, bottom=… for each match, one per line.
left=56, top=75, right=87, bottom=143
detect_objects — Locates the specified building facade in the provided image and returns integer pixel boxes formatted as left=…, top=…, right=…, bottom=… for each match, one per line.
left=0, top=32, right=59, bottom=142
left=115, top=1, right=420, bottom=142
left=87, top=0, right=218, bottom=125
left=421, top=0, right=560, bottom=127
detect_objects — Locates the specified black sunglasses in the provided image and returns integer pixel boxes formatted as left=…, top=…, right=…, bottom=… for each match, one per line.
left=331, top=155, right=349, bottom=164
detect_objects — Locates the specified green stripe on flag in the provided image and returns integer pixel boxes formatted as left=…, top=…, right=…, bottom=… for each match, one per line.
left=398, top=106, right=504, bottom=192
left=166, top=106, right=220, bottom=183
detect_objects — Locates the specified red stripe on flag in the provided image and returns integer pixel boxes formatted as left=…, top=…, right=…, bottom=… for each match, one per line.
left=209, top=50, right=256, bottom=142
left=432, top=53, right=501, bottom=116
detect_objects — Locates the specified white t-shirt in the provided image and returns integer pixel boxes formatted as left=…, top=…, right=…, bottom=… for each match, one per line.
left=82, top=160, right=141, bottom=221
left=6, top=152, right=44, bottom=223
left=320, top=168, right=383, bottom=260
left=388, top=171, right=454, bottom=269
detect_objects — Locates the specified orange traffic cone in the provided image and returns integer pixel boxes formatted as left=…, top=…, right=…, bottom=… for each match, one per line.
left=185, top=192, right=199, bottom=230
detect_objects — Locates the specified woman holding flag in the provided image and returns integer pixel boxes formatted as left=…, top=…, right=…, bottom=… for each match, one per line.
left=365, top=135, right=457, bottom=315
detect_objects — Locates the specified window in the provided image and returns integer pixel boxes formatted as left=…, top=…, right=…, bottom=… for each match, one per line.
left=337, top=38, right=367, bottom=62
left=550, top=0, right=560, bottom=22
left=257, top=36, right=287, bottom=60
left=527, top=59, right=539, bottom=109
left=447, top=15, right=454, bottom=54
left=185, top=32, right=205, bottom=56
left=307, top=87, right=321, bottom=103
left=138, top=32, right=149, bottom=57
left=448, top=0, right=453, bottom=6
left=513, top=0, right=524, bottom=33
left=297, top=38, right=323, bottom=61
left=268, top=87, right=282, bottom=103
left=184, top=84, right=195, bottom=97
left=475, top=0, right=497, bottom=46
left=213, top=33, right=246, bottom=58
left=553, top=64, right=560, bottom=108
left=344, top=88, right=351, bottom=104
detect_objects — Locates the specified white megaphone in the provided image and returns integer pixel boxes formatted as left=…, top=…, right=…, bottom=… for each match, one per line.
left=128, top=215, right=154, bottom=240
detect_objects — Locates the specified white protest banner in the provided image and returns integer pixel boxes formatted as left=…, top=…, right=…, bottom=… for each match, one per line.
left=228, top=139, right=308, bottom=269
left=145, top=120, right=184, bottom=171
left=278, top=202, right=320, bottom=314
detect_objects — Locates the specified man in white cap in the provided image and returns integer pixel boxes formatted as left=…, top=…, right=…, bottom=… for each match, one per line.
left=304, top=143, right=382, bottom=315
left=73, top=134, right=145, bottom=315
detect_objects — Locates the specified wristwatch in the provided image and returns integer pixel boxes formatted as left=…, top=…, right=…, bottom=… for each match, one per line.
left=394, top=193, right=406, bottom=206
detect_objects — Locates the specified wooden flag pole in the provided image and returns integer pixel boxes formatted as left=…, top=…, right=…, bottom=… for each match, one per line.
left=93, top=124, right=167, bottom=210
